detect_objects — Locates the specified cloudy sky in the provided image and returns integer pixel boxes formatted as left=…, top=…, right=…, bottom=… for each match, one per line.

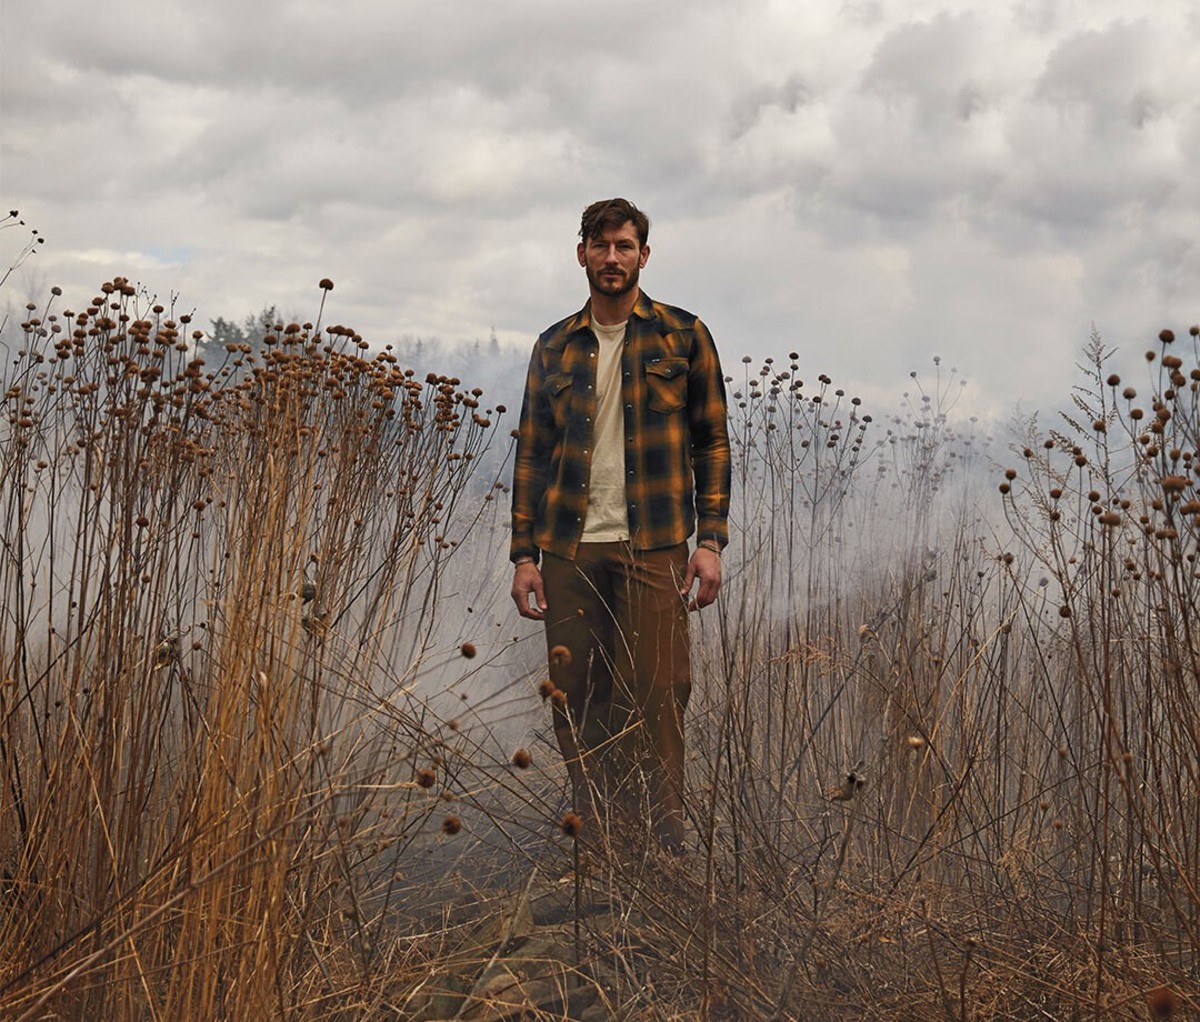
left=4, top=0, right=1199, bottom=416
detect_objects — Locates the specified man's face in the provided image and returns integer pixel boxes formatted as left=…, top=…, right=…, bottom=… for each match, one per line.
left=577, top=221, right=650, bottom=299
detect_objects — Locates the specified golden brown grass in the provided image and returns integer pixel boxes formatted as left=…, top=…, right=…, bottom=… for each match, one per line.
left=1, top=273, right=1197, bottom=1020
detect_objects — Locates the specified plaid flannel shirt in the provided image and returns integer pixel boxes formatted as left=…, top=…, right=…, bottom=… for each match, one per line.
left=510, top=292, right=730, bottom=563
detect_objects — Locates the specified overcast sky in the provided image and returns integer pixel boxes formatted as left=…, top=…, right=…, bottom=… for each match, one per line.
left=4, top=0, right=1199, bottom=417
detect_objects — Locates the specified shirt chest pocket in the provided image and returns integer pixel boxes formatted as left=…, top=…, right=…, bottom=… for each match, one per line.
left=545, top=372, right=574, bottom=429
left=644, top=358, right=688, bottom=414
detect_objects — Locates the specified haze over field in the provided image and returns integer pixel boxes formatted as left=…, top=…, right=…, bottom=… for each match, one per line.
left=5, top=0, right=1200, bottom=414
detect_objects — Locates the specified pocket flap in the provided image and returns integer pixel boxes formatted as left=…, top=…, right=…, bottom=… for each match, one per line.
left=644, top=358, right=688, bottom=381
left=546, top=372, right=573, bottom=396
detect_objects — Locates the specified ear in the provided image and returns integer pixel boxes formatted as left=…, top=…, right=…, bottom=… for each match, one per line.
left=577, top=242, right=586, bottom=267
left=639, top=244, right=651, bottom=268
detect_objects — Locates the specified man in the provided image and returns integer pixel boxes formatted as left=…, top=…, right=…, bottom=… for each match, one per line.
left=510, top=197, right=731, bottom=851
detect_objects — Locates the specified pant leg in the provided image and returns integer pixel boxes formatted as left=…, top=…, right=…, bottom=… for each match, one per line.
left=540, top=548, right=619, bottom=808
left=608, top=543, right=692, bottom=849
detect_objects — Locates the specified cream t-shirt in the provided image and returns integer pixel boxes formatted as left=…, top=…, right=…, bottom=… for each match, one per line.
left=580, top=320, right=630, bottom=542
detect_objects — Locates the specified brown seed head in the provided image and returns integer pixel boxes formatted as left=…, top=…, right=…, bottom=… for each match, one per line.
left=460, top=642, right=477, bottom=658
left=560, top=812, right=583, bottom=839
left=319, top=278, right=334, bottom=290
left=1146, top=984, right=1179, bottom=1018
left=512, top=748, right=532, bottom=769
left=1159, top=329, right=1175, bottom=344
left=549, top=644, right=572, bottom=667
left=442, top=815, right=462, bottom=835
left=416, top=767, right=436, bottom=788
left=537, top=678, right=556, bottom=701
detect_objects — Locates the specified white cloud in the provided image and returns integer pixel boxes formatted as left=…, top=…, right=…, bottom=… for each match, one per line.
left=4, top=0, right=1200, bottom=419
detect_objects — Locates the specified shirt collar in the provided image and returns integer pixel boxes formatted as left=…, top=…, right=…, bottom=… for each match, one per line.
left=550, top=292, right=658, bottom=350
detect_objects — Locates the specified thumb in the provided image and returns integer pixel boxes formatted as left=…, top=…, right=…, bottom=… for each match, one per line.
left=680, top=559, right=696, bottom=596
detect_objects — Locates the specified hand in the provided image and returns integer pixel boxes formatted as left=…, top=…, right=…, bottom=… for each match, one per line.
left=511, top=562, right=547, bottom=620
left=680, top=547, right=721, bottom=611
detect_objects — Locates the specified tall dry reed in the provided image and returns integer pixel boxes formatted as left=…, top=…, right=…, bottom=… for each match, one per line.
left=0, top=277, right=508, bottom=1018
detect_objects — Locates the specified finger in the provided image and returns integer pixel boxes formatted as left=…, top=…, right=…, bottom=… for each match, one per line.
left=532, top=574, right=547, bottom=612
left=694, top=569, right=721, bottom=609
left=512, top=582, right=537, bottom=619
left=516, top=595, right=544, bottom=620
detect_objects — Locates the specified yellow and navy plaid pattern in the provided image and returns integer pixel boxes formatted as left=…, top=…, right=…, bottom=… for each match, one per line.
left=511, top=292, right=730, bottom=563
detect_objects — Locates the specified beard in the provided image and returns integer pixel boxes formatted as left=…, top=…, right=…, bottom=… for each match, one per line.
left=586, top=262, right=640, bottom=298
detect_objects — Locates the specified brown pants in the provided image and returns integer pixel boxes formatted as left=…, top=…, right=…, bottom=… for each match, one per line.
left=541, top=542, right=691, bottom=849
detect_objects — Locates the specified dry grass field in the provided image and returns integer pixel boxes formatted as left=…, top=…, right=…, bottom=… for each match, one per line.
left=0, top=259, right=1196, bottom=1018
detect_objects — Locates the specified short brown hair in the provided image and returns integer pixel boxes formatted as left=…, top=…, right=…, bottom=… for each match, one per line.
left=579, top=198, right=650, bottom=248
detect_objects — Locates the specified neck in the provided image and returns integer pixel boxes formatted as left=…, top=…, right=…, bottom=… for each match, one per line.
left=589, top=286, right=640, bottom=327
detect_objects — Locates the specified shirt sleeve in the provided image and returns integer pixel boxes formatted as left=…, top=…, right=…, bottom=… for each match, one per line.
left=510, top=341, right=553, bottom=563
left=687, top=318, right=731, bottom=548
